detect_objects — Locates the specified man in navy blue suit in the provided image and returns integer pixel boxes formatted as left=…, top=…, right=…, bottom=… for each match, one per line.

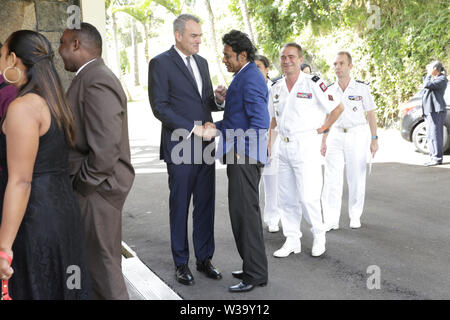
left=207, top=30, right=270, bottom=293
left=148, top=14, right=226, bottom=286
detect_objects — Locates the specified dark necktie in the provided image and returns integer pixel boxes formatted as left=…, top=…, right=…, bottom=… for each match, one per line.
left=186, top=56, right=196, bottom=81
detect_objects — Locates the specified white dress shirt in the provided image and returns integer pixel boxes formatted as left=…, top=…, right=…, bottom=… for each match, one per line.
left=174, top=45, right=203, bottom=97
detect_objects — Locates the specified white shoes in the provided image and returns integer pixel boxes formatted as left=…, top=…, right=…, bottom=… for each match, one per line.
left=350, top=219, right=361, bottom=229
left=311, top=234, right=326, bottom=257
left=325, top=223, right=339, bottom=232
left=268, top=224, right=280, bottom=233
left=273, top=239, right=301, bottom=258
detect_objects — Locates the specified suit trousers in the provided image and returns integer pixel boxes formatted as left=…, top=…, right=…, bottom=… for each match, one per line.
left=166, top=163, right=216, bottom=267
left=77, top=191, right=129, bottom=300
left=227, top=155, right=268, bottom=286
left=321, top=125, right=369, bottom=226
left=425, top=111, right=446, bottom=163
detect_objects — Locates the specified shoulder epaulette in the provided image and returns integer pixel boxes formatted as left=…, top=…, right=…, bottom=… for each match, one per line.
left=270, top=75, right=283, bottom=86
left=356, top=80, right=369, bottom=85
left=311, top=75, right=320, bottom=83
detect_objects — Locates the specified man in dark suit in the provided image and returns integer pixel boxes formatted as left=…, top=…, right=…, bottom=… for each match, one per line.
left=208, top=30, right=270, bottom=293
left=148, top=14, right=225, bottom=286
left=59, top=23, right=135, bottom=300
left=422, top=61, right=448, bottom=166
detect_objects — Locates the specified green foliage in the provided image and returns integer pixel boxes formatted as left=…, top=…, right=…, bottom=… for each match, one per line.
left=242, top=0, right=450, bottom=127
left=120, top=49, right=130, bottom=74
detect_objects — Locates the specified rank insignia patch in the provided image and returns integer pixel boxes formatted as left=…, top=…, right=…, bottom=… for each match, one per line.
left=297, top=92, right=312, bottom=99
left=320, top=82, right=327, bottom=92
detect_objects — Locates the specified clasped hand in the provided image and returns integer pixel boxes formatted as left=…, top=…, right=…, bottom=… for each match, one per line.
left=193, top=122, right=217, bottom=141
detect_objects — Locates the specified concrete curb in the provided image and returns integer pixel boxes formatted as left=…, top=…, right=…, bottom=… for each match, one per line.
left=122, top=242, right=182, bottom=300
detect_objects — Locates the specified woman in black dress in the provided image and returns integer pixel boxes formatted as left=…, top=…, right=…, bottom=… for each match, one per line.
left=0, top=30, right=91, bottom=299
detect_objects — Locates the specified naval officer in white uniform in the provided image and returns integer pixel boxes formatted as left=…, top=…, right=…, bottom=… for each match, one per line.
left=269, top=43, right=344, bottom=258
left=321, top=51, right=379, bottom=231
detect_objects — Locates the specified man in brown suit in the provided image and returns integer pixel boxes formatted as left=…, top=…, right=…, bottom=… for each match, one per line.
left=59, top=23, right=135, bottom=300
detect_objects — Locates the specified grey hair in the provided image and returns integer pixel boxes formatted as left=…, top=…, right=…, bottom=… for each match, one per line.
left=428, top=60, right=447, bottom=76
left=173, top=14, right=200, bottom=34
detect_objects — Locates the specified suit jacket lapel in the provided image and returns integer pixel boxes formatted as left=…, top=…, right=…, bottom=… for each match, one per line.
left=193, top=55, right=207, bottom=100
left=169, top=46, right=201, bottom=97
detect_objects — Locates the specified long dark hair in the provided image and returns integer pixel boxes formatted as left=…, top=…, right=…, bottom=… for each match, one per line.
left=6, top=30, right=75, bottom=145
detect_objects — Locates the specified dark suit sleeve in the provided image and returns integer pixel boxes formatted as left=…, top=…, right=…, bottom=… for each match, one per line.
left=423, top=75, right=447, bottom=91
left=148, top=58, right=195, bottom=132
left=73, top=80, right=124, bottom=195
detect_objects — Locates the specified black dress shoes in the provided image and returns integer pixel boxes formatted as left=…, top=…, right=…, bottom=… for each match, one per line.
left=196, top=259, right=222, bottom=280
left=229, top=281, right=267, bottom=293
left=176, top=264, right=194, bottom=285
left=231, top=270, right=244, bottom=280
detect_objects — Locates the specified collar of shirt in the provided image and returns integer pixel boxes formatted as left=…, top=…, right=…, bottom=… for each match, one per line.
left=174, top=45, right=203, bottom=96
left=336, top=77, right=356, bottom=93
left=76, top=59, right=97, bottom=76
left=282, top=70, right=306, bottom=92
left=234, top=62, right=250, bottom=77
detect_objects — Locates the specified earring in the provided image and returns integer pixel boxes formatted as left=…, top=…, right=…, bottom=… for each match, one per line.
left=2, top=66, right=22, bottom=84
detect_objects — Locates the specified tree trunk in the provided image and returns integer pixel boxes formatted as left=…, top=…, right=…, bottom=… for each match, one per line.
left=144, top=23, right=150, bottom=64
left=112, top=11, right=133, bottom=101
left=203, top=0, right=228, bottom=85
left=131, top=18, right=140, bottom=86
left=239, top=0, right=255, bottom=44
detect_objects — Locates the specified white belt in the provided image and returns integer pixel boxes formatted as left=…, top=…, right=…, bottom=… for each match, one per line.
left=333, top=124, right=366, bottom=133
left=280, top=130, right=316, bottom=142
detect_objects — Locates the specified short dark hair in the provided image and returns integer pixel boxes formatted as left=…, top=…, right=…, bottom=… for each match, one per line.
left=301, top=63, right=311, bottom=71
left=73, top=22, right=103, bottom=56
left=255, top=55, right=270, bottom=68
left=222, top=30, right=256, bottom=62
left=282, top=43, right=302, bottom=57
left=337, top=51, right=352, bottom=64
left=0, top=42, right=2, bottom=49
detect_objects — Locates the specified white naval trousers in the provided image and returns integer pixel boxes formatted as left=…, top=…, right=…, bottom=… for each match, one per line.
left=262, top=137, right=281, bottom=227
left=277, top=131, right=325, bottom=240
left=321, top=124, right=369, bottom=225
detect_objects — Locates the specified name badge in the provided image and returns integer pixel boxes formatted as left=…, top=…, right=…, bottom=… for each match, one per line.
left=348, top=95, right=363, bottom=101
left=297, top=92, right=312, bottom=99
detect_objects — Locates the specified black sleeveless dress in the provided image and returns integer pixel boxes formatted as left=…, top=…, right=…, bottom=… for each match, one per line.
left=0, top=116, right=91, bottom=300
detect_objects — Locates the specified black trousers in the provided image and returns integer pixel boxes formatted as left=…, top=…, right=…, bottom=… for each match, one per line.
left=226, top=154, right=268, bottom=285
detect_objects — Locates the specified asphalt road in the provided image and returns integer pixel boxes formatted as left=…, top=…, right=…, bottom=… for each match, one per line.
left=122, top=100, right=450, bottom=300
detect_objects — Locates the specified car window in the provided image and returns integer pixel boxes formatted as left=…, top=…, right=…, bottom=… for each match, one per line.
left=445, top=86, right=450, bottom=105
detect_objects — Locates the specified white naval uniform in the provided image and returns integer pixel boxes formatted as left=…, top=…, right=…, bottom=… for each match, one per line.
left=321, top=78, right=376, bottom=227
left=262, top=79, right=281, bottom=228
left=269, top=72, right=339, bottom=240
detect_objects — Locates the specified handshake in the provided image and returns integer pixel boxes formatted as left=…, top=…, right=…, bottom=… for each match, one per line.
left=193, top=122, right=217, bottom=141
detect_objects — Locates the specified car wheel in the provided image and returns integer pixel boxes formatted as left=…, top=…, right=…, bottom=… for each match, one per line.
left=412, top=121, right=449, bottom=154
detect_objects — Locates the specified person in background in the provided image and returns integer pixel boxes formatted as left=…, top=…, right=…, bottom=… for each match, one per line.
left=301, top=63, right=311, bottom=74
left=269, top=43, right=344, bottom=259
left=0, top=42, right=18, bottom=120
left=59, top=22, right=135, bottom=300
left=321, top=51, right=379, bottom=231
left=0, top=41, right=18, bottom=190
left=422, top=60, right=448, bottom=166
left=255, top=54, right=281, bottom=233
left=0, top=30, right=91, bottom=300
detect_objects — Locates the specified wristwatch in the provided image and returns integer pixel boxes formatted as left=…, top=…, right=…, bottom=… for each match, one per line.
left=371, top=135, right=378, bottom=140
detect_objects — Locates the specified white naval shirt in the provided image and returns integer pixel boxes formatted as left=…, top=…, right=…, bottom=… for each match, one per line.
left=328, top=78, right=376, bottom=128
left=269, top=72, right=339, bottom=138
